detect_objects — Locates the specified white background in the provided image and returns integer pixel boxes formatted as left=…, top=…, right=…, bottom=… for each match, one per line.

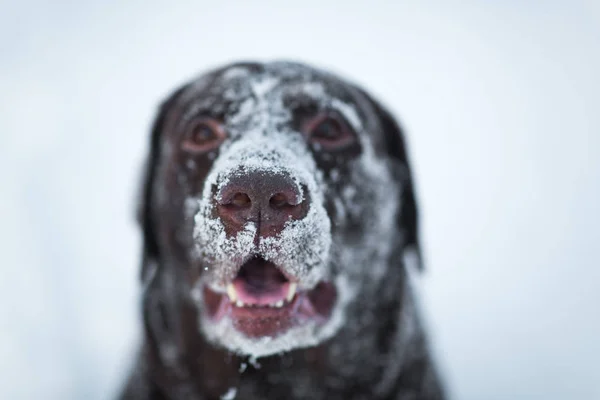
left=1, top=1, right=599, bottom=399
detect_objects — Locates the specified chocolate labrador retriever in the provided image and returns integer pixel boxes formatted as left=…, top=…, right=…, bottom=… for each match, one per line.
left=120, top=61, right=445, bottom=400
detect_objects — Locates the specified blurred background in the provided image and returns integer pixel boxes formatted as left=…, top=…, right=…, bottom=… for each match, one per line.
left=1, top=1, right=599, bottom=399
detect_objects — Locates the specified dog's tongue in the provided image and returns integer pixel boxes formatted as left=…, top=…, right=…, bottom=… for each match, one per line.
left=233, top=258, right=290, bottom=306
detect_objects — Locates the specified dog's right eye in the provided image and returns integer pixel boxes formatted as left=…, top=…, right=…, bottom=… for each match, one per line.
left=304, top=112, right=355, bottom=151
left=181, top=118, right=226, bottom=153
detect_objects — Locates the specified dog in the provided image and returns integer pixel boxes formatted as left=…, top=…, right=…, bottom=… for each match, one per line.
left=120, top=61, right=445, bottom=400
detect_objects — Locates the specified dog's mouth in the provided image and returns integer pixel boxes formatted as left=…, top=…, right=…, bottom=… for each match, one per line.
left=202, top=256, right=337, bottom=338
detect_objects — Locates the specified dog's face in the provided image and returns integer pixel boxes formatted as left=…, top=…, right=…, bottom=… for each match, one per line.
left=142, top=62, right=419, bottom=359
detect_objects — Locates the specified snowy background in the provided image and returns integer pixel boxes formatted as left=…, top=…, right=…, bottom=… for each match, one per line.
left=1, top=1, right=599, bottom=399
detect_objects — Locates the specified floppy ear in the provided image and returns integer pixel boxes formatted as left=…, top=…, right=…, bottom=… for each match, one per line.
left=137, top=87, right=187, bottom=282
left=357, top=89, right=424, bottom=271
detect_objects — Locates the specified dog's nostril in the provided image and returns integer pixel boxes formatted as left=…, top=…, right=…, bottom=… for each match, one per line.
left=270, top=193, right=292, bottom=209
left=231, top=193, right=252, bottom=208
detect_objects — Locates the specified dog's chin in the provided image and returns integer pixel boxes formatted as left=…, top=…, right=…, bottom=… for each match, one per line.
left=197, top=257, right=344, bottom=357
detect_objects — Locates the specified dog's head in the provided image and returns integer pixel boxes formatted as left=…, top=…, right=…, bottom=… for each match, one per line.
left=139, top=61, right=421, bottom=359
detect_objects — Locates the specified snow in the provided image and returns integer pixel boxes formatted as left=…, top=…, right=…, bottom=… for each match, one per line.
left=221, top=387, right=237, bottom=400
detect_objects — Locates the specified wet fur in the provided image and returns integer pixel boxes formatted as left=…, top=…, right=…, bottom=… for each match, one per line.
left=120, top=61, right=445, bottom=400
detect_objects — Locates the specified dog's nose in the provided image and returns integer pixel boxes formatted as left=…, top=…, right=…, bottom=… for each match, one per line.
left=215, top=171, right=309, bottom=237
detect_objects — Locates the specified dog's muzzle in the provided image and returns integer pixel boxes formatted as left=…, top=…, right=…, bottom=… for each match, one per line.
left=192, top=136, right=338, bottom=346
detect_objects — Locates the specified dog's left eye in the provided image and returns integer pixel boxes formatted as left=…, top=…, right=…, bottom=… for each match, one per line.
left=304, top=113, right=355, bottom=150
left=181, top=118, right=226, bottom=153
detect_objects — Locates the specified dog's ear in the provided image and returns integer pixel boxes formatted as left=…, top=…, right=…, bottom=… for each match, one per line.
left=357, top=88, right=423, bottom=271
left=137, top=87, right=187, bottom=282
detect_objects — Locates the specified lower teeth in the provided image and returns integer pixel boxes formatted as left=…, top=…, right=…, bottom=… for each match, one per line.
left=233, top=300, right=287, bottom=308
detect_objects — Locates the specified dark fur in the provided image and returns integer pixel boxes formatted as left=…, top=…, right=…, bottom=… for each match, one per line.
left=120, top=61, right=445, bottom=400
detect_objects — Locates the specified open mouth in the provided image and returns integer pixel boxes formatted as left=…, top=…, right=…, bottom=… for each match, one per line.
left=202, top=257, right=337, bottom=338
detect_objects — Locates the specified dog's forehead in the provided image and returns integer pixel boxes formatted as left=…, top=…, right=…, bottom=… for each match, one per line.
left=177, top=62, right=368, bottom=136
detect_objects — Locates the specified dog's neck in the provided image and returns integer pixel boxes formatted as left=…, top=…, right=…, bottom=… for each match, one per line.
left=133, top=264, right=443, bottom=400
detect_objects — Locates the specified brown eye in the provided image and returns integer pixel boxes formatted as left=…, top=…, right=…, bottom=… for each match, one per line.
left=182, top=118, right=226, bottom=152
left=304, top=113, right=354, bottom=149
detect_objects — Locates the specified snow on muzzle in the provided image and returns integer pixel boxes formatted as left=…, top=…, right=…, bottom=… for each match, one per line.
left=192, top=134, right=333, bottom=293
left=191, top=135, right=336, bottom=338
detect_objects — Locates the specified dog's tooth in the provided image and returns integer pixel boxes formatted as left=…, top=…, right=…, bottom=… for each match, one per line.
left=235, top=300, right=244, bottom=307
left=227, top=284, right=237, bottom=303
left=286, top=283, right=297, bottom=302
left=275, top=300, right=284, bottom=308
